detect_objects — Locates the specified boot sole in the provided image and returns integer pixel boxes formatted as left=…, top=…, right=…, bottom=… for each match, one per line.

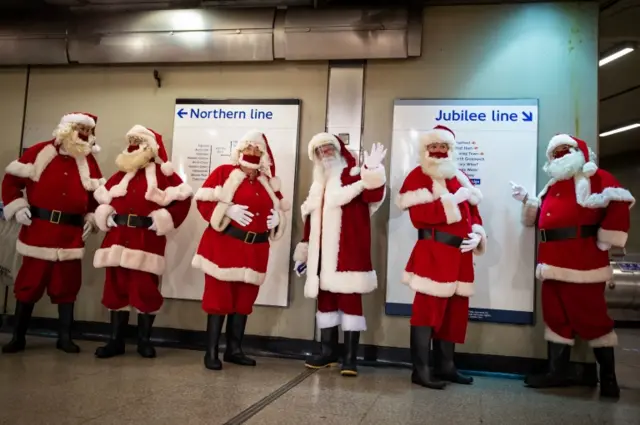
left=305, top=362, right=338, bottom=369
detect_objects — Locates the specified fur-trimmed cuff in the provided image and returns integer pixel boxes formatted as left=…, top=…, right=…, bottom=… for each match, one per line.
left=304, top=275, right=320, bottom=299
left=5, top=160, right=35, bottom=179
left=440, top=194, right=462, bottom=224
left=471, top=224, right=487, bottom=256
left=360, top=165, right=386, bottom=190
left=597, top=228, right=628, bottom=248
left=149, top=208, right=175, bottom=236
left=293, top=242, right=309, bottom=263
left=588, top=331, right=618, bottom=347
left=269, top=210, right=287, bottom=241
left=94, top=185, right=112, bottom=205
left=194, top=186, right=222, bottom=202
left=210, top=202, right=232, bottom=232
left=94, top=204, right=115, bottom=232
left=395, top=188, right=434, bottom=211
left=341, top=314, right=367, bottom=331
left=3, top=197, right=29, bottom=220
left=146, top=183, right=193, bottom=207
left=316, top=311, right=341, bottom=329
left=544, top=326, right=575, bottom=346
left=536, top=263, right=613, bottom=283
left=521, top=197, right=539, bottom=227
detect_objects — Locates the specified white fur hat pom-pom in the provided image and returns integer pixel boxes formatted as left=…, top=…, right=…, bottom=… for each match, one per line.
left=91, top=144, right=101, bottom=154
left=160, top=161, right=175, bottom=176
left=583, top=161, right=598, bottom=177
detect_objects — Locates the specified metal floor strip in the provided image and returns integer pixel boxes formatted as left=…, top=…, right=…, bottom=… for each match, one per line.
left=223, top=368, right=318, bottom=425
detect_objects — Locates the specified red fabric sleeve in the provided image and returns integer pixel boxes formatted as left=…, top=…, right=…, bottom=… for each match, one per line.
left=164, top=173, right=192, bottom=229
left=195, top=166, right=225, bottom=222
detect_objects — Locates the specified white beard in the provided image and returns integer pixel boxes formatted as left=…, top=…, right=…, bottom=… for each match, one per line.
left=543, top=150, right=584, bottom=180
left=116, top=145, right=154, bottom=173
left=420, top=154, right=457, bottom=179
left=56, top=125, right=94, bottom=158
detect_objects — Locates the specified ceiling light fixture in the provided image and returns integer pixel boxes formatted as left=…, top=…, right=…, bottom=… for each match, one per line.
left=599, top=42, right=636, bottom=66
left=600, top=123, right=640, bottom=137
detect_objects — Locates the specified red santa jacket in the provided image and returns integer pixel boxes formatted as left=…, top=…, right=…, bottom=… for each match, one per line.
left=1, top=140, right=104, bottom=261
left=521, top=169, right=634, bottom=284
left=92, top=163, right=193, bottom=275
left=191, top=164, right=289, bottom=286
left=395, top=167, right=487, bottom=298
left=293, top=163, right=386, bottom=299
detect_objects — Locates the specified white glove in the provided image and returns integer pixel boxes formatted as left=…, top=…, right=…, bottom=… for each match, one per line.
left=452, top=188, right=471, bottom=205
left=363, top=143, right=387, bottom=169
left=149, top=220, right=157, bottom=232
left=82, top=222, right=93, bottom=241
left=225, top=204, right=253, bottom=227
left=294, top=260, right=307, bottom=277
left=107, top=213, right=117, bottom=228
left=15, top=207, right=32, bottom=226
left=597, top=241, right=611, bottom=251
left=460, top=233, right=481, bottom=253
left=266, top=209, right=280, bottom=230
left=510, top=181, right=527, bottom=202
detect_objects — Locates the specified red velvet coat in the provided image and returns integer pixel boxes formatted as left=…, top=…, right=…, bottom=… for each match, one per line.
left=293, top=163, right=386, bottom=299
left=1, top=140, right=103, bottom=261
left=396, top=166, right=487, bottom=298
left=191, top=164, right=289, bottom=286
left=92, top=163, right=193, bottom=275
left=521, top=168, right=634, bottom=283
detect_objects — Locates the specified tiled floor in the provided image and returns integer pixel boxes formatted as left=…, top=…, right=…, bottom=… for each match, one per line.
left=1, top=330, right=639, bottom=425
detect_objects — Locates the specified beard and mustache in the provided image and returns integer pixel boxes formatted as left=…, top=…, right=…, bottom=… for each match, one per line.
left=55, top=124, right=94, bottom=158
left=421, top=150, right=457, bottom=179
left=115, top=144, right=155, bottom=173
left=543, top=149, right=584, bottom=180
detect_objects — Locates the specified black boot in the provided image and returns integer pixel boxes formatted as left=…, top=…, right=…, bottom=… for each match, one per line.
left=204, top=314, right=225, bottom=370
left=525, top=342, right=573, bottom=388
left=432, top=339, right=473, bottom=384
left=56, top=303, right=81, bottom=353
left=593, top=347, right=620, bottom=399
left=305, top=326, right=339, bottom=369
left=223, top=313, right=256, bottom=366
left=410, top=326, right=446, bottom=390
left=136, top=314, right=156, bottom=358
left=95, top=311, right=129, bottom=359
left=340, top=331, right=360, bottom=377
left=2, top=301, right=34, bottom=354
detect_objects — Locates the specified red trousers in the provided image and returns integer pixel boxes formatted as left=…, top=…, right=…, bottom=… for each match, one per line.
left=202, top=276, right=260, bottom=315
left=316, top=290, right=365, bottom=331
left=411, top=293, right=469, bottom=344
left=542, top=280, right=616, bottom=347
left=14, top=257, right=82, bottom=304
left=102, top=267, right=162, bottom=314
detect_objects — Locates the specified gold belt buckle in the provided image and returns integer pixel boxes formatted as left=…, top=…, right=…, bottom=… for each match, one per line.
left=50, top=210, right=61, bottom=224
left=244, top=231, right=257, bottom=244
left=127, top=214, right=137, bottom=228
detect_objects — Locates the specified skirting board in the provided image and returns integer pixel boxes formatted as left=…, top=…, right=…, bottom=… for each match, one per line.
left=0, top=314, right=598, bottom=384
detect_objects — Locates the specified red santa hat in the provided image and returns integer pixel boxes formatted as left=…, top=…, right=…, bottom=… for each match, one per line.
left=421, top=125, right=456, bottom=149
left=546, top=134, right=597, bottom=177
left=307, top=132, right=360, bottom=176
left=126, top=125, right=174, bottom=176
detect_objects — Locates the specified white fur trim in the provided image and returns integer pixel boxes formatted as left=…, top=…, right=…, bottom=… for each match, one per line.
left=325, top=178, right=366, bottom=207
left=455, top=170, right=482, bottom=205
left=588, top=331, right=618, bottom=348
left=544, top=326, right=575, bottom=346
left=194, top=186, right=222, bottom=202
left=126, top=125, right=158, bottom=153
left=546, top=134, right=578, bottom=159
left=521, top=197, right=540, bottom=227
left=304, top=275, right=320, bottom=299
left=149, top=208, right=175, bottom=236
left=471, top=224, right=487, bottom=256
left=94, top=185, right=112, bottom=205
left=74, top=155, right=104, bottom=192
left=191, top=254, right=266, bottom=285
left=307, top=132, right=341, bottom=160
left=582, top=187, right=635, bottom=209
left=349, top=167, right=361, bottom=176
left=269, top=176, right=281, bottom=192
left=160, top=161, right=174, bottom=176
left=320, top=271, right=378, bottom=295
left=395, top=189, right=434, bottom=210
left=421, top=128, right=456, bottom=148
left=279, top=199, right=291, bottom=212
left=360, top=165, right=386, bottom=190
left=293, top=242, right=309, bottom=263
left=5, top=160, right=35, bottom=179
left=341, top=313, right=367, bottom=331
left=582, top=161, right=597, bottom=177
left=536, top=263, right=612, bottom=283
left=32, top=144, right=57, bottom=182
left=94, top=245, right=165, bottom=275
left=3, top=198, right=29, bottom=220
left=94, top=204, right=115, bottom=232
left=210, top=169, right=246, bottom=232
left=440, top=194, right=462, bottom=224
left=369, top=185, right=386, bottom=215
left=269, top=210, right=287, bottom=241
left=60, top=113, right=95, bottom=128
left=16, top=239, right=84, bottom=261
left=146, top=182, right=193, bottom=207
left=316, top=311, right=341, bottom=329
left=598, top=228, right=628, bottom=248
left=300, top=182, right=323, bottom=219
left=402, top=271, right=458, bottom=298
left=455, top=282, right=475, bottom=297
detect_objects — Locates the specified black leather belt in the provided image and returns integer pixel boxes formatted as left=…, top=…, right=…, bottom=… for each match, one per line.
left=30, top=206, right=84, bottom=227
left=417, top=229, right=464, bottom=248
left=114, top=214, right=154, bottom=229
left=539, top=225, right=599, bottom=243
left=223, top=225, right=270, bottom=244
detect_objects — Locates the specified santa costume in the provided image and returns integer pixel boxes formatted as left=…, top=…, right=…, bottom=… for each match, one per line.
left=92, top=125, right=193, bottom=359
left=293, top=133, right=386, bottom=377
left=192, top=130, right=290, bottom=371
left=395, top=125, right=486, bottom=390
left=512, top=134, right=634, bottom=398
left=1, top=112, right=104, bottom=354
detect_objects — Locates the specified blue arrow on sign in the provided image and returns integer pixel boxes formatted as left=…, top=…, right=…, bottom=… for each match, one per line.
left=522, top=111, right=533, bottom=122
left=176, top=108, right=187, bottom=119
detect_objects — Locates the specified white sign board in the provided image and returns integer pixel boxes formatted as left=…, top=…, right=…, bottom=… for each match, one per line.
left=386, top=99, right=538, bottom=324
left=162, top=99, right=301, bottom=307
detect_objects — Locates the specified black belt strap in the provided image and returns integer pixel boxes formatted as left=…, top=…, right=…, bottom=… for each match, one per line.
left=223, top=225, right=270, bottom=244
left=30, top=206, right=84, bottom=227
left=113, top=214, right=154, bottom=229
left=417, top=229, right=464, bottom=248
left=539, top=225, right=599, bottom=243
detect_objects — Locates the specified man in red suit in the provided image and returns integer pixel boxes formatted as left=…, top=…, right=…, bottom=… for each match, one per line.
left=1, top=112, right=104, bottom=353
left=511, top=134, right=634, bottom=398
left=293, top=133, right=387, bottom=377
left=396, top=125, right=487, bottom=390
left=192, top=130, right=290, bottom=371
left=92, top=125, right=193, bottom=359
